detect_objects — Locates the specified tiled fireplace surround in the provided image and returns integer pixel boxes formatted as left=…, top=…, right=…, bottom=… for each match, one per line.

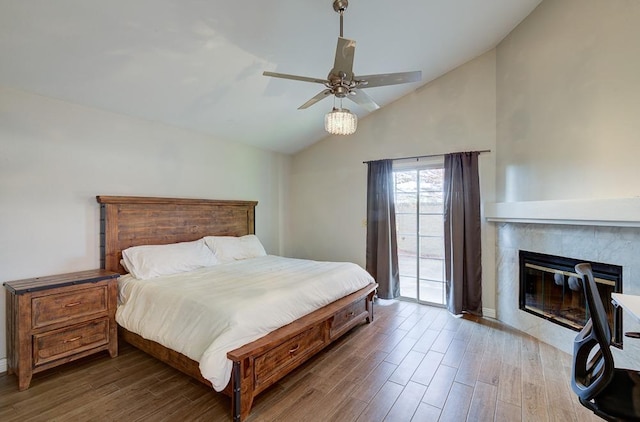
left=496, top=222, right=640, bottom=369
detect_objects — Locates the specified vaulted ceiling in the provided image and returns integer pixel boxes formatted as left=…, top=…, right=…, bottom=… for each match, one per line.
left=0, top=0, right=541, bottom=154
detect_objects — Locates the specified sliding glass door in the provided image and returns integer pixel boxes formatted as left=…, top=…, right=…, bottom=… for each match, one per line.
left=393, top=160, right=445, bottom=305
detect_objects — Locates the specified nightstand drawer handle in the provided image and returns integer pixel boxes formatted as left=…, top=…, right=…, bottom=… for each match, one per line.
left=347, top=311, right=355, bottom=317
left=64, top=336, right=82, bottom=343
left=289, top=344, right=300, bottom=354
left=64, top=301, right=82, bottom=307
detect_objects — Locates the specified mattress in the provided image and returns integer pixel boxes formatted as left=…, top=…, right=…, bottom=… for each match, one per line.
left=116, top=255, right=375, bottom=390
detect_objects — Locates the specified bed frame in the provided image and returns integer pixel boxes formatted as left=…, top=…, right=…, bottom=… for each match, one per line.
left=97, top=196, right=377, bottom=421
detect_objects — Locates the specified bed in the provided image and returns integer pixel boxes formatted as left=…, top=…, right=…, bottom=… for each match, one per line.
left=97, top=196, right=377, bottom=421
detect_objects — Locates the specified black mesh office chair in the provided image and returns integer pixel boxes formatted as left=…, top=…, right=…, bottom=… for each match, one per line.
left=572, top=263, right=640, bottom=421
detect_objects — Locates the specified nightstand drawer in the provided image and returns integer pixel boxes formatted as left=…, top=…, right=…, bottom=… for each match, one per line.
left=33, top=318, right=109, bottom=366
left=32, top=285, right=108, bottom=329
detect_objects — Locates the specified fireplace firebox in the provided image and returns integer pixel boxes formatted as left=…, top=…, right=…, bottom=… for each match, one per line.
left=519, top=250, right=623, bottom=348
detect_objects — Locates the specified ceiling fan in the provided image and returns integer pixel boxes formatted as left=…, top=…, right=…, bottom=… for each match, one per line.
left=263, top=0, right=422, bottom=113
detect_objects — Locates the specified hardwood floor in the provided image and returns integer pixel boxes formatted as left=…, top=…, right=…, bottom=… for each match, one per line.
left=0, top=300, right=603, bottom=421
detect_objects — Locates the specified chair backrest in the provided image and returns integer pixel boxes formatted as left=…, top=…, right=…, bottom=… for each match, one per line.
left=571, top=263, right=615, bottom=401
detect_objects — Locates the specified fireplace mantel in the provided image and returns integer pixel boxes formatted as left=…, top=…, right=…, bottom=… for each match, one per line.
left=485, top=198, right=640, bottom=227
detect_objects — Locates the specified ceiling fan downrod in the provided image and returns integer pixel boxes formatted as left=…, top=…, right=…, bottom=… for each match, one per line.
left=333, top=0, right=348, bottom=38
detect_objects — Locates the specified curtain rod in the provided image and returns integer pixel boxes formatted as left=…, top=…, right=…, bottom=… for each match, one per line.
left=362, top=149, right=491, bottom=164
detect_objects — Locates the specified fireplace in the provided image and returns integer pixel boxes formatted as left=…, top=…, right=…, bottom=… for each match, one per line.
left=519, top=250, right=623, bottom=347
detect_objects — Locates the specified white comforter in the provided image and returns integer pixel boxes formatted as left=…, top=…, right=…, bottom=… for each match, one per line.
left=116, top=255, right=375, bottom=391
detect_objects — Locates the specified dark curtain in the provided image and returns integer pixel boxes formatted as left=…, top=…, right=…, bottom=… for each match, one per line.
left=443, top=152, right=483, bottom=315
left=366, top=160, right=400, bottom=299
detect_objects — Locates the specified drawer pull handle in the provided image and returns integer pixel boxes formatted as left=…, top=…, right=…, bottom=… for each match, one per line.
left=64, top=302, right=82, bottom=308
left=347, top=311, right=355, bottom=317
left=289, top=344, right=300, bottom=354
left=64, top=336, right=82, bottom=343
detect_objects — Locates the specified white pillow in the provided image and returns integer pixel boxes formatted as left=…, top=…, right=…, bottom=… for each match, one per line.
left=203, top=235, right=267, bottom=263
left=120, top=259, right=130, bottom=273
left=122, top=239, right=218, bottom=280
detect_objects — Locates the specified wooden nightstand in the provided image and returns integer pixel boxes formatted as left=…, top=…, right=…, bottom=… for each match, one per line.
left=4, top=269, right=119, bottom=390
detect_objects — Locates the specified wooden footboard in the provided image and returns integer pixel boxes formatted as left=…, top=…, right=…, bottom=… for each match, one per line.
left=118, top=283, right=376, bottom=421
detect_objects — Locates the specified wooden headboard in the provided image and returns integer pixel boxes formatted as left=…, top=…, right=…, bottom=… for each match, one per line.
left=97, top=196, right=258, bottom=274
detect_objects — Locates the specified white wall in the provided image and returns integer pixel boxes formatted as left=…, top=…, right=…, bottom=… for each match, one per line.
left=288, top=50, right=497, bottom=314
left=0, top=86, right=290, bottom=362
left=496, top=0, right=640, bottom=202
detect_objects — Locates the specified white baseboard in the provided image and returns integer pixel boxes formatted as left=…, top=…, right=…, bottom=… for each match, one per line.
left=0, top=358, right=6, bottom=374
left=483, top=308, right=497, bottom=319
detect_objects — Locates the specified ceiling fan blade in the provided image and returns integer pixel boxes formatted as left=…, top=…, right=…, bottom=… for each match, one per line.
left=355, top=71, right=422, bottom=88
left=298, top=89, right=333, bottom=109
left=331, top=37, right=356, bottom=79
left=347, top=89, right=380, bottom=112
left=263, top=71, right=329, bottom=85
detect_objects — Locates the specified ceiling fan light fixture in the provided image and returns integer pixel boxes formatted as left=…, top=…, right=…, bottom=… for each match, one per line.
left=325, top=107, right=357, bottom=135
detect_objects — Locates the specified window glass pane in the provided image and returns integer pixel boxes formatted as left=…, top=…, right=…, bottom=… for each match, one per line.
left=398, top=254, right=417, bottom=277
left=419, top=214, right=443, bottom=237
left=397, top=234, right=417, bottom=258
left=396, top=213, right=417, bottom=236
left=420, top=258, right=444, bottom=282
left=419, top=169, right=444, bottom=191
left=419, top=191, right=443, bottom=213
left=419, top=279, right=445, bottom=304
left=420, top=236, right=444, bottom=260
left=395, top=193, right=416, bottom=213
left=394, top=171, right=418, bottom=193
left=400, top=276, right=417, bottom=299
